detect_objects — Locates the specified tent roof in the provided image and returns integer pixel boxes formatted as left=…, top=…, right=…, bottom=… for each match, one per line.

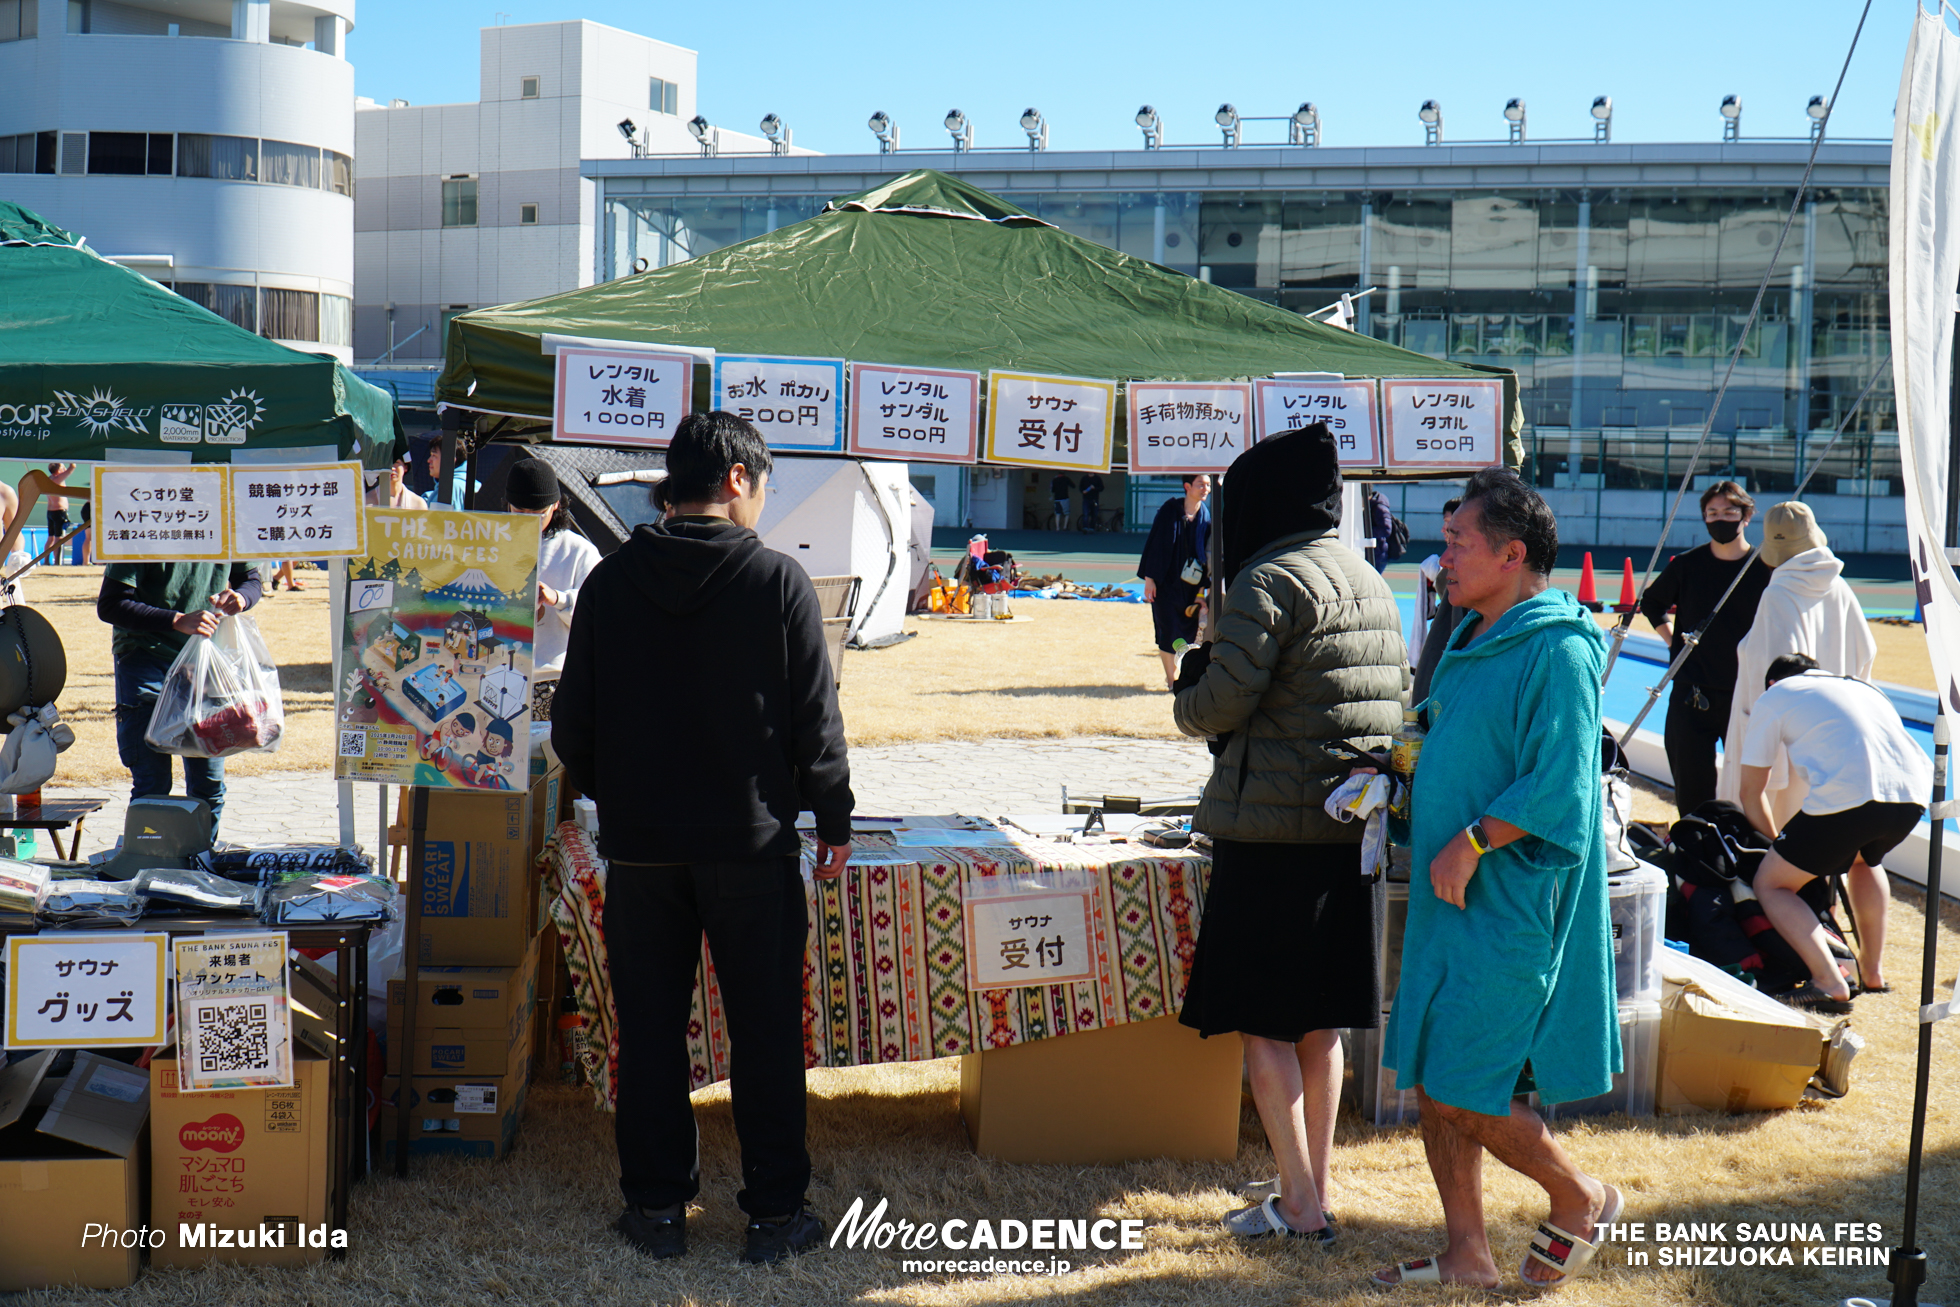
left=0, top=202, right=401, bottom=467
left=437, top=170, right=1519, bottom=462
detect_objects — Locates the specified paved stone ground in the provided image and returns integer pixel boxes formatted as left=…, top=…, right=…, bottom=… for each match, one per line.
left=45, top=736, right=1216, bottom=859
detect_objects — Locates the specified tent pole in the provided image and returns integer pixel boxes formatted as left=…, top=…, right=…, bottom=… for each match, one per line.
left=1886, top=708, right=1948, bottom=1307
left=330, top=555, right=356, bottom=845
left=394, top=785, right=429, bottom=1177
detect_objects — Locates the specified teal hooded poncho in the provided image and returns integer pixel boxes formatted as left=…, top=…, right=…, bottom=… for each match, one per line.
left=1381, top=586, right=1621, bottom=1115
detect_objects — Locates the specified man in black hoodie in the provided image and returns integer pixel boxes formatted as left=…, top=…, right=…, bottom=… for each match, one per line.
left=554, top=411, right=853, bottom=1265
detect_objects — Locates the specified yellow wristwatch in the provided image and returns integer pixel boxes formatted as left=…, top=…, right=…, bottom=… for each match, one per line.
left=1464, top=821, right=1493, bottom=856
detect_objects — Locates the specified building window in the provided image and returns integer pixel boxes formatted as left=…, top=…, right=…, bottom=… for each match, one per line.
left=65, top=1, right=85, bottom=34
left=441, top=176, right=477, bottom=227
left=324, top=150, right=352, bottom=196
left=321, top=294, right=352, bottom=348
left=261, top=139, right=320, bottom=188
left=177, top=134, right=257, bottom=181
left=261, top=288, right=320, bottom=342
left=147, top=132, right=172, bottom=174
left=175, top=283, right=257, bottom=333
left=0, top=0, right=39, bottom=41
left=439, top=305, right=471, bottom=356
left=0, top=133, right=45, bottom=173
left=57, top=132, right=85, bottom=174
left=86, top=132, right=145, bottom=175
left=34, top=131, right=53, bottom=174
left=520, top=75, right=540, bottom=99
left=519, top=202, right=538, bottom=225
left=650, top=77, right=677, bottom=115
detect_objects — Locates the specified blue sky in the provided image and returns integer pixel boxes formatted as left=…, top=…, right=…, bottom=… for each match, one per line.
left=351, top=1, right=1913, bottom=154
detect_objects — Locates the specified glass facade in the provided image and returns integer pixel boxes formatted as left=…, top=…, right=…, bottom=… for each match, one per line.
left=600, top=184, right=1897, bottom=498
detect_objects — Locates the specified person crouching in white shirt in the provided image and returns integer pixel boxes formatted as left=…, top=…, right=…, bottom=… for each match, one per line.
left=1738, top=653, right=1931, bottom=1013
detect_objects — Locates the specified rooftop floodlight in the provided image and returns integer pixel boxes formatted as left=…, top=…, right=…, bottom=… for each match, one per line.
left=1019, top=107, right=1047, bottom=152
left=617, top=117, right=644, bottom=157
left=1591, top=94, right=1612, bottom=142
left=1807, top=94, right=1829, bottom=142
left=1289, top=101, right=1320, bottom=147
left=1136, top=104, right=1162, bottom=149
left=686, top=114, right=717, bottom=157
left=1419, top=99, right=1443, bottom=145
left=1504, top=97, right=1526, bottom=143
left=944, top=108, right=972, bottom=152
left=868, top=110, right=899, bottom=153
left=1720, top=94, right=1741, bottom=141
left=1214, top=102, right=1240, bottom=147
left=759, top=113, right=791, bottom=155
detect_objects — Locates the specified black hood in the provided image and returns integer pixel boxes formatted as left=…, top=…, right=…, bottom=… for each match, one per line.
left=617, top=516, right=766, bottom=616
left=1220, top=423, right=1344, bottom=586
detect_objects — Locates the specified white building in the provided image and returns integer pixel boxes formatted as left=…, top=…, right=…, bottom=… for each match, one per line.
left=0, top=0, right=358, bottom=360
left=352, top=19, right=792, bottom=367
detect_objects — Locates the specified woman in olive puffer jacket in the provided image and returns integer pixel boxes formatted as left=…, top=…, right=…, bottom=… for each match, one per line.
left=1172, top=424, right=1407, bottom=1244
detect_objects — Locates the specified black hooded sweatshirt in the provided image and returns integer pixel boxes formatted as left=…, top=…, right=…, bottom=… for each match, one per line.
left=552, top=515, right=854, bottom=863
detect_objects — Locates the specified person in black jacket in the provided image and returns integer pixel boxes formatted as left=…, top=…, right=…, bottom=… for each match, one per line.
left=553, top=411, right=853, bottom=1266
left=1635, top=480, right=1771, bottom=815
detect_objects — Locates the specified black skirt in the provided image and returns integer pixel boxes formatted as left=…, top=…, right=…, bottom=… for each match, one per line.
left=1178, top=838, right=1384, bottom=1042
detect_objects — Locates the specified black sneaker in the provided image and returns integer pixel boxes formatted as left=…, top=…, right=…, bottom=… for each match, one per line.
left=615, top=1204, right=686, bottom=1259
left=742, top=1206, right=825, bottom=1265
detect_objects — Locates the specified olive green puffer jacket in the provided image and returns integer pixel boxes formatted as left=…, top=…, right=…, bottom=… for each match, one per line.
left=1173, top=529, right=1407, bottom=843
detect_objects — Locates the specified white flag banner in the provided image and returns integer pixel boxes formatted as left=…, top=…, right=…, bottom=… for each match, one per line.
left=1890, top=5, right=1960, bottom=718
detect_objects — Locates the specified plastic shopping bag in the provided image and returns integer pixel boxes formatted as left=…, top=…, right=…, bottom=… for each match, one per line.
left=144, top=613, right=285, bottom=758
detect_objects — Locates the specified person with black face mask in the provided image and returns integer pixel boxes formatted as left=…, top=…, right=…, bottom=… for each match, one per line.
left=1635, top=480, right=1773, bottom=814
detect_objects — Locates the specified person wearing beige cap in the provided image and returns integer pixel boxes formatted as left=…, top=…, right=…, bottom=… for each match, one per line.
left=1717, top=501, right=1875, bottom=825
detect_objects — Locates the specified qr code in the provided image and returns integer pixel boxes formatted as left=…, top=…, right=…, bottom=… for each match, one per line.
left=195, top=1000, right=272, bottom=1074
left=337, top=728, right=367, bottom=758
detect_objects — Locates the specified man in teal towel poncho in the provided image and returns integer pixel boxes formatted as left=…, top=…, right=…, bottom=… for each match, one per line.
left=1372, top=468, right=1623, bottom=1291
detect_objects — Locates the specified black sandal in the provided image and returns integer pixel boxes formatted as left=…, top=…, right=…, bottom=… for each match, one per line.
left=1770, top=985, right=1853, bottom=1015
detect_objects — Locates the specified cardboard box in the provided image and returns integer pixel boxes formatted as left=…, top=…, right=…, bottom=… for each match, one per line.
left=387, top=932, right=541, bottom=1075
left=0, top=1052, right=149, bottom=1291
left=415, top=765, right=561, bottom=966
left=381, top=1020, right=534, bottom=1161
left=959, top=1015, right=1241, bottom=1163
left=1656, top=951, right=1825, bottom=1114
left=150, top=1048, right=330, bottom=1269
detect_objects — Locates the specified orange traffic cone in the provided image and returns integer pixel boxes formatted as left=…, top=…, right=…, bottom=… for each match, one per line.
left=1577, top=552, right=1603, bottom=611
left=1614, top=558, right=1637, bottom=613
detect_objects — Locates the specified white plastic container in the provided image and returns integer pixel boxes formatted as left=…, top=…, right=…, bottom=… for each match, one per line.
left=1609, top=862, right=1667, bottom=1004
left=1536, top=999, right=1662, bottom=1120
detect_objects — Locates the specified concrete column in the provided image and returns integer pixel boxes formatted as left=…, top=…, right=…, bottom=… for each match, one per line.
left=1357, top=200, right=1373, bottom=337
left=313, top=14, right=344, bottom=56
left=231, top=0, right=268, bottom=43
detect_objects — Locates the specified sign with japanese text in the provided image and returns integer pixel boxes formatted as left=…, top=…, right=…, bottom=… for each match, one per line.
left=983, top=371, right=1117, bottom=473
left=713, top=354, right=846, bottom=453
left=335, top=507, right=539, bottom=789
left=1253, top=379, right=1381, bottom=468
left=1127, top=382, right=1254, bottom=474
left=173, top=932, right=292, bottom=1091
left=6, top=932, right=170, bottom=1048
left=847, top=363, right=981, bottom=464
left=229, top=461, right=364, bottom=560
left=963, top=883, right=1096, bottom=991
left=90, top=464, right=231, bottom=562
left=554, top=345, right=696, bottom=447
left=1381, top=378, right=1505, bottom=471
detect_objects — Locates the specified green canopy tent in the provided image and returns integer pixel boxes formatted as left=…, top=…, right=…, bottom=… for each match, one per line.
left=436, top=170, right=1520, bottom=470
left=0, top=202, right=403, bottom=469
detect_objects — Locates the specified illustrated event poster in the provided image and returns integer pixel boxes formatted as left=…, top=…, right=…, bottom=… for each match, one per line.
left=334, top=506, right=540, bottom=789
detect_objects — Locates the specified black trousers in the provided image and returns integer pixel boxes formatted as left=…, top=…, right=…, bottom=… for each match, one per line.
left=1664, top=685, right=1733, bottom=817
left=603, top=857, right=811, bottom=1217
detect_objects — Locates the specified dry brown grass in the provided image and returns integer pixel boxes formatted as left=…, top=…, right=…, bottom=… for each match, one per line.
left=840, top=602, right=1180, bottom=747
left=32, top=884, right=1960, bottom=1306
left=1610, top=610, right=1935, bottom=693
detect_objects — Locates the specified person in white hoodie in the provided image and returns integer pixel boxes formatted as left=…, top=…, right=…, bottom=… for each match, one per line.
left=1717, top=501, right=1875, bottom=824
left=504, top=458, right=601, bottom=723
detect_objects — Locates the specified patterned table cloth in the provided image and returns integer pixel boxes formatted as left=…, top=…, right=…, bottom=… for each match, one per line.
left=541, top=823, right=1212, bottom=1109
